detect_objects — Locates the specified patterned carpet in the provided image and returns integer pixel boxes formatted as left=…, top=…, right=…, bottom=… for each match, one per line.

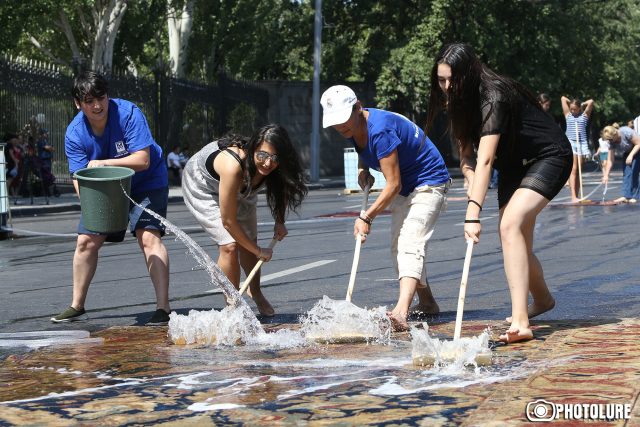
left=1, top=318, right=638, bottom=426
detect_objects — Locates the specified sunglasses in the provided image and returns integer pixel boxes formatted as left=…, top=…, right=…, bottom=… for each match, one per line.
left=255, top=151, right=279, bottom=163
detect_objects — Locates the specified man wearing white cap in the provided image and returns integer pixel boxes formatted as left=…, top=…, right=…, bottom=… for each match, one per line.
left=321, top=85, right=450, bottom=331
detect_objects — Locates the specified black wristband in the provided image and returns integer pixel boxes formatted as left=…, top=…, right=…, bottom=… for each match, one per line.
left=468, top=199, right=483, bottom=211
left=358, top=216, right=372, bottom=225
left=464, top=219, right=481, bottom=223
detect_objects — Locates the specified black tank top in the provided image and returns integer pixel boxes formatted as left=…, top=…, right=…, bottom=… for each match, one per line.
left=205, top=148, right=244, bottom=180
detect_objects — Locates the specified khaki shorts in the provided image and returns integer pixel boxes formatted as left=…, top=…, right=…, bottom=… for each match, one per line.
left=390, top=183, right=447, bottom=284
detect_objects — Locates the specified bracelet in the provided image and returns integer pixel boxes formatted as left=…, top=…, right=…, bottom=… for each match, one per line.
left=468, top=199, right=483, bottom=211
left=358, top=216, right=372, bottom=225
left=464, top=219, right=481, bottom=223
left=360, top=210, right=373, bottom=222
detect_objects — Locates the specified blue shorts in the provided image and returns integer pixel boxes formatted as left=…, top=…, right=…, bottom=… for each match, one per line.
left=77, top=187, right=168, bottom=243
left=599, top=152, right=609, bottom=163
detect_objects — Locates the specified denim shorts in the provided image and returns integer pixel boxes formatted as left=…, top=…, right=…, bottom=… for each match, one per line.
left=599, top=152, right=609, bottom=163
left=77, top=187, right=168, bottom=242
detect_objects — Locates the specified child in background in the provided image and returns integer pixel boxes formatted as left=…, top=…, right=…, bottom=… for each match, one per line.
left=594, top=133, right=612, bottom=185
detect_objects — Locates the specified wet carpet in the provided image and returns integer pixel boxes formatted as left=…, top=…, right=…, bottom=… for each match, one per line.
left=0, top=318, right=638, bottom=426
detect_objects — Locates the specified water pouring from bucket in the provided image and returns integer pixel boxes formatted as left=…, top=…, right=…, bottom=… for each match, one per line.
left=113, top=184, right=271, bottom=346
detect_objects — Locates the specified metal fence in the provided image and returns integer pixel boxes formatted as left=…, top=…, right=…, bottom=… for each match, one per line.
left=0, top=57, right=269, bottom=185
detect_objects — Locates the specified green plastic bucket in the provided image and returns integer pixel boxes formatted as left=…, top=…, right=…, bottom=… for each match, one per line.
left=74, top=166, right=135, bottom=233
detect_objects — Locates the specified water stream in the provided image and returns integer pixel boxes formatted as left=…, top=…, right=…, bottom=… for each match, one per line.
left=125, top=189, right=392, bottom=348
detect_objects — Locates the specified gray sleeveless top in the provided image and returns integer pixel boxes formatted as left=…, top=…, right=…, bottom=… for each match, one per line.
left=190, top=140, right=263, bottom=199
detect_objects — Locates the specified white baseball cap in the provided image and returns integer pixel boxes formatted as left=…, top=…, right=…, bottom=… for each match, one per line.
left=320, top=85, right=357, bottom=128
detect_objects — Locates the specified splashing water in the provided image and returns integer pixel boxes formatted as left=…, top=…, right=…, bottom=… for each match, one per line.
left=168, top=306, right=261, bottom=346
left=299, top=296, right=391, bottom=344
left=410, top=323, right=491, bottom=368
left=167, top=304, right=307, bottom=348
left=123, top=188, right=384, bottom=349
left=121, top=186, right=248, bottom=308
left=121, top=186, right=271, bottom=346
left=245, top=327, right=308, bottom=349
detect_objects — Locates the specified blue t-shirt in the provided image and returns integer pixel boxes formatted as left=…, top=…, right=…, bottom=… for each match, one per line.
left=354, top=108, right=449, bottom=196
left=65, top=98, right=167, bottom=193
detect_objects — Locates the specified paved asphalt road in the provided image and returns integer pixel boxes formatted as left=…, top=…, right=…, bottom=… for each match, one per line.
left=1, top=170, right=638, bottom=335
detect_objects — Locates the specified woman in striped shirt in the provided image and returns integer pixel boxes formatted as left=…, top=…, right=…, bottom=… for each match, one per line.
left=561, top=96, right=595, bottom=202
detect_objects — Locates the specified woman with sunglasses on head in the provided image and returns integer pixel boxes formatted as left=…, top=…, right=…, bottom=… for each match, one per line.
left=182, top=124, right=307, bottom=316
left=426, top=43, right=572, bottom=343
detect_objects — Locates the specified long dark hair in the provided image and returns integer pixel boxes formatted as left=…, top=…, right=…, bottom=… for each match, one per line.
left=245, top=124, right=307, bottom=223
left=425, top=43, right=539, bottom=151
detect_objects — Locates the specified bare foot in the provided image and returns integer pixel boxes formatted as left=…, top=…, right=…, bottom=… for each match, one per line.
left=410, top=301, right=440, bottom=315
left=250, top=292, right=275, bottom=317
left=506, top=297, right=555, bottom=323
left=387, top=311, right=409, bottom=332
left=499, top=325, right=534, bottom=344
left=414, top=288, right=440, bottom=315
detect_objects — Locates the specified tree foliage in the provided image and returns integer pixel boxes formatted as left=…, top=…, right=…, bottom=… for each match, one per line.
left=2, top=0, right=639, bottom=125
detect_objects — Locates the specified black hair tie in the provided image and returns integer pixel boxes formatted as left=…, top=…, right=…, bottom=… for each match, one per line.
left=468, top=199, right=483, bottom=211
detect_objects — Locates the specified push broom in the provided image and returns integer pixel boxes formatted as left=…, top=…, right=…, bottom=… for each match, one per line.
left=305, top=185, right=390, bottom=344
left=413, top=240, right=492, bottom=366
left=238, top=237, right=279, bottom=296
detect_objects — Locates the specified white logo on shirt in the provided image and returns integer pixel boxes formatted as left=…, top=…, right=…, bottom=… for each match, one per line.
left=115, top=141, right=127, bottom=156
left=391, top=111, right=419, bottom=138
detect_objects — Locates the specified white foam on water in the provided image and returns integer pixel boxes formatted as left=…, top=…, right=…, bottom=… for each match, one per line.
left=0, top=380, right=144, bottom=405
left=168, top=305, right=262, bottom=346
left=245, top=328, right=308, bottom=349
left=164, top=371, right=214, bottom=390
left=299, top=296, right=391, bottom=344
left=410, top=322, right=491, bottom=367
left=368, top=353, right=560, bottom=397
left=277, top=375, right=393, bottom=400
left=188, top=402, right=244, bottom=411
left=164, top=374, right=264, bottom=393
left=245, top=357, right=409, bottom=370
left=0, top=329, right=104, bottom=349
left=56, top=368, right=83, bottom=375
left=368, top=374, right=509, bottom=396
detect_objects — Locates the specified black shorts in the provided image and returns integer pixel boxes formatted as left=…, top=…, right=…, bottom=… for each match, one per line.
left=497, top=152, right=572, bottom=208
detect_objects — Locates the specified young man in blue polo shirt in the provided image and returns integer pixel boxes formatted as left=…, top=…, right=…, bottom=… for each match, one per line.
left=51, top=71, right=171, bottom=325
left=321, top=85, right=450, bottom=331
